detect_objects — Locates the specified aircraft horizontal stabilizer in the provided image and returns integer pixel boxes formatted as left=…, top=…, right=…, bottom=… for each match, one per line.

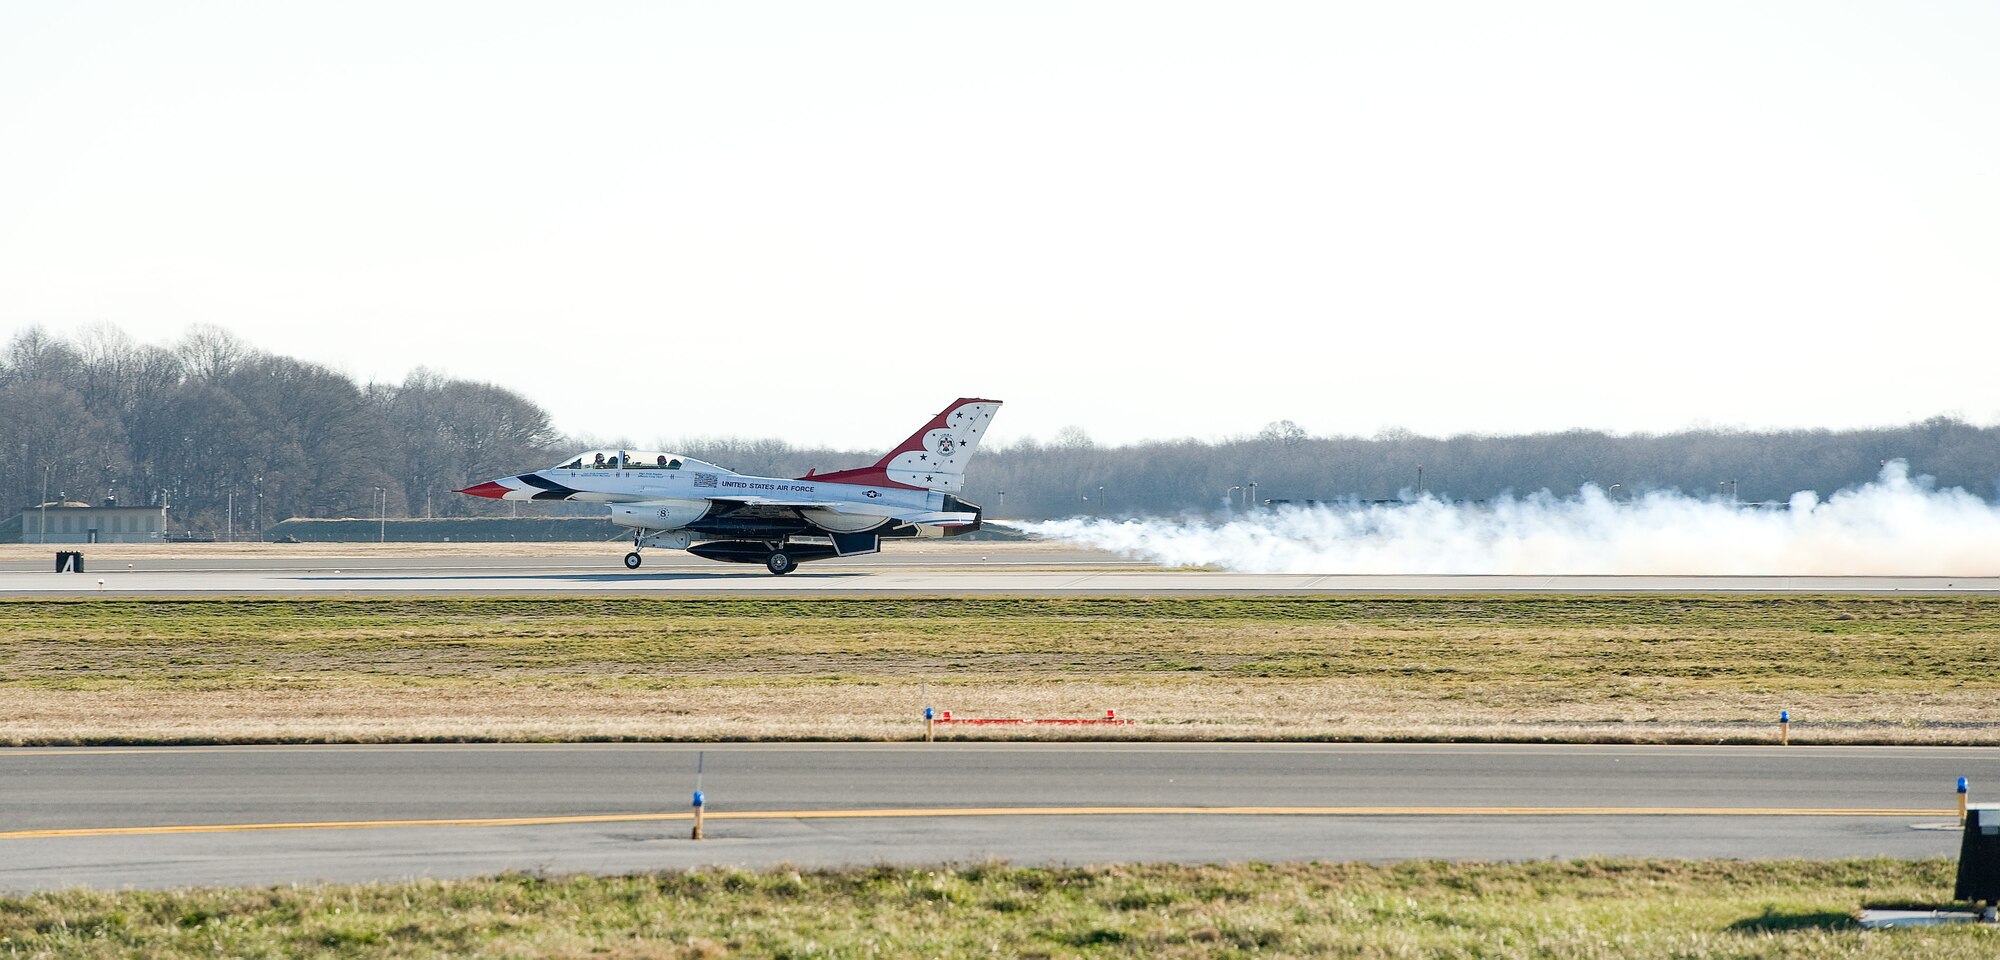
left=903, top=511, right=979, bottom=526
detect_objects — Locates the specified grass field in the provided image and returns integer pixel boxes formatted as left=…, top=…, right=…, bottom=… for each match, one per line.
left=0, top=859, right=1988, bottom=958
left=2, top=595, right=1997, bottom=745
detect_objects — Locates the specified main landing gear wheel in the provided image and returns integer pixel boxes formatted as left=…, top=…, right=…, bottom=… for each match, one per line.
left=624, top=551, right=642, bottom=570
left=765, top=550, right=795, bottom=575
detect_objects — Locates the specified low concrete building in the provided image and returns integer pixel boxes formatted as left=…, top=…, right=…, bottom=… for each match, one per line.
left=16, top=501, right=169, bottom=544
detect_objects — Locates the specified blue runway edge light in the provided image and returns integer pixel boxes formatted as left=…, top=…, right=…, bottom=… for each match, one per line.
left=692, top=790, right=705, bottom=808
left=925, top=707, right=934, bottom=720
left=1779, top=710, right=1789, bottom=723
left=1960, top=777, right=1970, bottom=794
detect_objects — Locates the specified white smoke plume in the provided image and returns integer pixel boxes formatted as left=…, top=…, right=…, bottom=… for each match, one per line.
left=1009, top=461, right=2000, bottom=575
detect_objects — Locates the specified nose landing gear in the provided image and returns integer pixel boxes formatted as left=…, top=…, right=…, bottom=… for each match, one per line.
left=625, top=528, right=695, bottom=570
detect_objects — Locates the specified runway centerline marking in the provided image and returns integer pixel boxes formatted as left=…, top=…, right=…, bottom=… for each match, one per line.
left=0, top=806, right=1954, bottom=840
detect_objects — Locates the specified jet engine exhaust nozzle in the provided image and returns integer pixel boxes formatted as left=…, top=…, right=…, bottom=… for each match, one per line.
left=940, top=496, right=983, bottom=536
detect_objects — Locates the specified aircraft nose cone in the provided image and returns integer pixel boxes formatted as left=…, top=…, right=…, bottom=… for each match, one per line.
left=455, top=481, right=510, bottom=499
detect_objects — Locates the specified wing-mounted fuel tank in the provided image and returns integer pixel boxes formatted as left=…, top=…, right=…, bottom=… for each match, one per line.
left=689, top=541, right=842, bottom=564
left=608, top=499, right=712, bottom=530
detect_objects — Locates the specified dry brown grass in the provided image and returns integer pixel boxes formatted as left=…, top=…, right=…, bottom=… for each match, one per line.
left=2, top=681, right=1995, bottom=745
left=3, top=595, right=1996, bottom=745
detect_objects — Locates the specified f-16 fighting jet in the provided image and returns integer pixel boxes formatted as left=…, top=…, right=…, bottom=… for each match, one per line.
left=455, top=398, right=1001, bottom=574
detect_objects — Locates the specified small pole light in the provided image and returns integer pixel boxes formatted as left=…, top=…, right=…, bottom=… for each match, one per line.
left=691, top=751, right=706, bottom=840
left=941, top=710, right=952, bottom=721
left=924, top=706, right=935, bottom=743
left=1959, top=776, right=1970, bottom=826
left=1106, top=708, right=1117, bottom=721
left=1779, top=710, right=1790, bottom=746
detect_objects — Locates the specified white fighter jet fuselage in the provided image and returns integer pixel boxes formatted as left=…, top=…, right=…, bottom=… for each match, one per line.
left=456, top=398, right=1000, bottom=574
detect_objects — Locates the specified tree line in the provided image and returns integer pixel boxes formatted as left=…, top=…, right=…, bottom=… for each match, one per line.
left=5, top=325, right=1996, bottom=533
left=2, top=325, right=559, bottom=536
left=954, top=418, right=2000, bottom=520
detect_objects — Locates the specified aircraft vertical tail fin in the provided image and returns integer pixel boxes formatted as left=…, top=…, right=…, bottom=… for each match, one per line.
left=804, top=398, right=1002, bottom=492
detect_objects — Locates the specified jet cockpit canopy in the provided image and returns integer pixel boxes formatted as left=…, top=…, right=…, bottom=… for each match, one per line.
left=551, top=450, right=709, bottom=471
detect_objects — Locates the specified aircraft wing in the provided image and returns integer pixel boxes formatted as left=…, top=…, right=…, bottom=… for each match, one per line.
left=716, top=496, right=978, bottom=526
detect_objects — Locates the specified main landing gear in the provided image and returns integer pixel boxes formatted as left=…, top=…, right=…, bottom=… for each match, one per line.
left=624, top=551, right=642, bottom=569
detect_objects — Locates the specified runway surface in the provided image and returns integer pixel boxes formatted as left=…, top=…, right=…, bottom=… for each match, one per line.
left=1, top=743, right=1988, bottom=891
left=4, top=549, right=1997, bottom=595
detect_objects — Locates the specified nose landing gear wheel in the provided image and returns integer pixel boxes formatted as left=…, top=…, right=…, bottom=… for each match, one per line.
left=765, top=550, right=794, bottom=575
left=624, top=551, right=642, bottom=570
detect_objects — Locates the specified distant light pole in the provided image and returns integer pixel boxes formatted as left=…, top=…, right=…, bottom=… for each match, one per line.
left=1416, top=465, right=1423, bottom=498
left=226, top=492, right=234, bottom=542
left=1248, top=481, right=1258, bottom=510
left=39, top=462, right=53, bottom=544
left=1719, top=479, right=1737, bottom=505
left=997, top=490, right=1005, bottom=517
left=1228, top=485, right=1242, bottom=511
left=1096, top=486, right=1106, bottom=516
left=375, top=486, right=385, bottom=543
left=1609, top=483, right=1622, bottom=502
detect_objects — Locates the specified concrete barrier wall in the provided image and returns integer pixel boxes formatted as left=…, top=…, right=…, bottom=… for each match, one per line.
left=263, top=517, right=625, bottom=542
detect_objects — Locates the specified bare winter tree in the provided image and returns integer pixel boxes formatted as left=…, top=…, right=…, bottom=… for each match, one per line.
left=378, top=368, right=565, bottom=517
left=0, top=325, right=568, bottom=533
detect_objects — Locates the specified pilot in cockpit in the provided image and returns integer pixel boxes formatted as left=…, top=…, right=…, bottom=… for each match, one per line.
left=593, top=453, right=606, bottom=469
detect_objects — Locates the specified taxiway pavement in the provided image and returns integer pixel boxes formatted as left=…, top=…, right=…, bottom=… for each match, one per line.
left=1, top=742, right=1987, bottom=891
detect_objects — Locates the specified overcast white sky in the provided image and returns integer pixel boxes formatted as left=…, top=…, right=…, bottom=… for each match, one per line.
left=2, top=2, right=1995, bottom=449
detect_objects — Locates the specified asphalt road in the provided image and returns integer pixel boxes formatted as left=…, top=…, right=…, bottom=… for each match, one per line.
left=3, top=551, right=1996, bottom=595
left=1, top=743, right=1987, bottom=891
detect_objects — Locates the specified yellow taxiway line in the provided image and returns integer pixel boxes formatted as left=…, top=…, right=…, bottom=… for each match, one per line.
left=0, top=805, right=1954, bottom=841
